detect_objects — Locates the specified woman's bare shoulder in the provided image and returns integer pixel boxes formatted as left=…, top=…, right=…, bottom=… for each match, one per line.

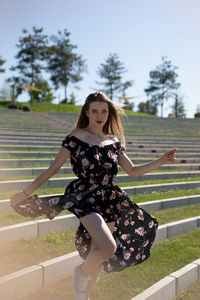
left=108, top=135, right=119, bottom=143
left=68, top=128, right=85, bottom=139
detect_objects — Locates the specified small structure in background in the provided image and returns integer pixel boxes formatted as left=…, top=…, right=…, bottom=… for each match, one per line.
left=194, top=112, right=200, bottom=118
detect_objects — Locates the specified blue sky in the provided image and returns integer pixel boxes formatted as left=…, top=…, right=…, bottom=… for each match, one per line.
left=0, top=0, right=200, bottom=117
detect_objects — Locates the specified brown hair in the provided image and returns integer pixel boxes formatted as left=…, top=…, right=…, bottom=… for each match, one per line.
left=76, top=92, right=126, bottom=146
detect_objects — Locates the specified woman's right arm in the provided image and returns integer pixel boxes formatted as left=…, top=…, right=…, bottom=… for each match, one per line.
left=10, top=147, right=70, bottom=207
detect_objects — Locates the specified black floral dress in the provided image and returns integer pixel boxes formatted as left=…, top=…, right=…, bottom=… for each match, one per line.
left=13, top=135, right=158, bottom=273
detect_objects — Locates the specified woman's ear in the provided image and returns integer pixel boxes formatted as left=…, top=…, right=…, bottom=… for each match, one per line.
left=86, top=110, right=89, bottom=118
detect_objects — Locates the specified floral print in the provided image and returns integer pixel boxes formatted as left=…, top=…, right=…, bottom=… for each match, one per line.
left=13, top=134, right=158, bottom=273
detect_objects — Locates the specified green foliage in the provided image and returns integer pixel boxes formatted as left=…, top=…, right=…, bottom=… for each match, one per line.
left=8, top=103, right=18, bottom=109
left=22, top=104, right=31, bottom=111
left=123, top=101, right=134, bottom=111
left=46, top=29, right=87, bottom=103
left=0, top=55, right=6, bottom=73
left=138, top=100, right=157, bottom=115
left=96, top=53, right=127, bottom=100
left=171, top=94, right=186, bottom=118
left=68, top=92, right=76, bottom=104
left=32, top=78, right=55, bottom=103
left=6, top=76, right=24, bottom=104
left=145, top=56, right=181, bottom=117
left=11, top=27, right=48, bottom=105
left=121, top=80, right=134, bottom=97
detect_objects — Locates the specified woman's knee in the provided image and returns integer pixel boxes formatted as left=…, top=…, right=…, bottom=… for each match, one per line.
left=100, top=240, right=117, bottom=259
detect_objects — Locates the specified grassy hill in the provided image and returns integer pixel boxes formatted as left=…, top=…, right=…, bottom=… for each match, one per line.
left=0, top=101, right=154, bottom=116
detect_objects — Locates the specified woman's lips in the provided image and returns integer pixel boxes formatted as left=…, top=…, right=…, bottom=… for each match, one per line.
left=96, top=121, right=102, bottom=124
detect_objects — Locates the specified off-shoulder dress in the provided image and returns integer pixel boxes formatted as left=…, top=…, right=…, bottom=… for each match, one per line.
left=14, top=134, right=158, bottom=273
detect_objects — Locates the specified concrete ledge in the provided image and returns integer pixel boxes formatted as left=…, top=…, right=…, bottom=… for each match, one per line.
left=0, top=196, right=200, bottom=245
left=131, top=258, right=200, bottom=300
left=130, top=276, right=176, bottom=300
left=0, top=199, right=11, bottom=213
left=39, top=251, right=82, bottom=286
left=0, top=221, right=38, bottom=245
left=191, top=258, right=200, bottom=279
left=155, top=224, right=168, bottom=242
left=0, top=221, right=199, bottom=300
left=1, top=193, right=200, bottom=215
left=0, top=266, right=43, bottom=300
left=167, top=217, right=197, bottom=238
left=37, top=214, right=79, bottom=235
left=2, top=172, right=200, bottom=193
left=169, top=263, right=199, bottom=295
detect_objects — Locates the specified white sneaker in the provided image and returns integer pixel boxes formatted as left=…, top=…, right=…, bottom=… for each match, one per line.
left=73, top=264, right=91, bottom=300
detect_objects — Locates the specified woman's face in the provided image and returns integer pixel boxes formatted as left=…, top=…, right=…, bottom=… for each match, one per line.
left=86, top=101, right=109, bottom=128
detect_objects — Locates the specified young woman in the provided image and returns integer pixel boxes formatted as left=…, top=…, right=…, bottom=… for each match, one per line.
left=10, top=92, right=176, bottom=300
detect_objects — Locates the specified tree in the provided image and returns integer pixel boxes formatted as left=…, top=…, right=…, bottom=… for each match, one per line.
left=121, top=80, right=134, bottom=97
left=6, top=76, right=24, bottom=104
left=11, top=27, right=48, bottom=105
left=68, top=92, right=76, bottom=105
left=144, top=56, right=180, bottom=117
left=46, top=29, right=87, bottom=104
left=171, top=94, right=186, bottom=118
left=32, top=78, right=55, bottom=103
left=96, top=53, right=127, bottom=100
left=138, top=100, right=157, bottom=115
left=0, top=56, right=6, bottom=74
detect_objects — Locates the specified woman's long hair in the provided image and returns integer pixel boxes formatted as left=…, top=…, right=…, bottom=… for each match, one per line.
left=76, top=92, right=126, bottom=146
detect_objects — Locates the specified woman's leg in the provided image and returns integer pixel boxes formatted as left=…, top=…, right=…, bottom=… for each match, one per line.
left=86, top=221, right=115, bottom=297
left=79, top=213, right=117, bottom=276
left=73, top=213, right=116, bottom=299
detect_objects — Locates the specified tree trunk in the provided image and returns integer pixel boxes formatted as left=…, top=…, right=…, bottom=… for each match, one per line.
left=11, top=86, right=15, bottom=104
left=64, top=85, right=68, bottom=104
left=175, top=94, right=178, bottom=117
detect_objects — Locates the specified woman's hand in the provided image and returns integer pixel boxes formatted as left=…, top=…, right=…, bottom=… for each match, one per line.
left=10, top=191, right=28, bottom=207
left=160, top=148, right=177, bottom=165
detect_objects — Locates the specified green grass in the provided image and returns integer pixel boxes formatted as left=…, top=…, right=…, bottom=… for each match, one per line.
left=117, top=177, right=200, bottom=187
left=0, top=168, right=189, bottom=181
left=0, top=227, right=77, bottom=277
left=0, top=204, right=200, bottom=278
left=31, top=103, right=82, bottom=113
left=0, top=187, right=66, bottom=200
left=1, top=189, right=200, bottom=227
left=0, top=173, right=75, bottom=181
left=123, top=110, right=154, bottom=117
left=0, top=103, right=151, bottom=116
left=150, top=203, right=200, bottom=225
left=173, top=279, right=200, bottom=300
left=1, top=182, right=200, bottom=202
left=17, top=229, right=200, bottom=300
left=0, top=156, right=55, bottom=159
left=131, top=189, right=200, bottom=203
left=0, top=209, right=70, bottom=227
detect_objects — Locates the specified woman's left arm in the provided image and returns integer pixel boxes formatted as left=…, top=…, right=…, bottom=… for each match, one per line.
left=118, top=148, right=177, bottom=178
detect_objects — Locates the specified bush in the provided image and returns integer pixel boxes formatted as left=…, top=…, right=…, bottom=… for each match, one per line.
left=8, top=103, right=18, bottom=109
left=22, top=105, right=31, bottom=111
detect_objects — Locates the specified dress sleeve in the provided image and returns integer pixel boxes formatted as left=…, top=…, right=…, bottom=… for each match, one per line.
left=117, top=142, right=126, bottom=155
left=62, top=135, right=77, bottom=155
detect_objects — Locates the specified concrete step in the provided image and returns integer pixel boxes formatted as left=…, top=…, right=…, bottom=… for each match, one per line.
left=1, top=135, right=200, bottom=145
left=131, top=258, right=200, bottom=300
left=1, top=194, right=200, bottom=244
left=1, top=157, right=200, bottom=167
left=0, top=217, right=199, bottom=300
left=1, top=164, right=200, bottom=178
left=1, top=145, right=200, bottom=157
left=1, top=171, right=200, bottom=192
left=1, top=174, right=200, bottom=193
left=1, top=165, right=199, bottom=178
